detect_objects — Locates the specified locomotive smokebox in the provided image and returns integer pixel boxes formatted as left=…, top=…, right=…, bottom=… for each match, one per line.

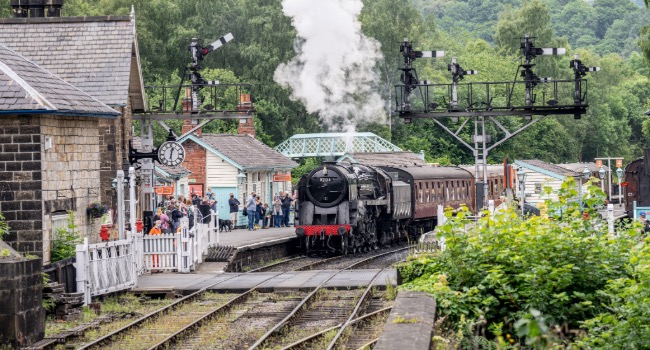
left=305, top=165, right=349, bottom=208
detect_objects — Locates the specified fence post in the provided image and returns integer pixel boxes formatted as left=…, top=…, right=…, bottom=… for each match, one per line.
left=74, top=238, right=89, bottom=305
left=488, top=200, right=495, bottom=214
left=607, top=203, right=615, bottom=234
left=116, top=170, right=125, bottom=240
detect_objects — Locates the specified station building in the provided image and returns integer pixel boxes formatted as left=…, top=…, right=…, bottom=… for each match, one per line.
left=0, top=44, right=119, bottom=262
left=178, top=121, right=297, bottom=221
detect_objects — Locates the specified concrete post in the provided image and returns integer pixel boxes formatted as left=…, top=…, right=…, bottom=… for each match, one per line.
left=116, top=170, right=125, bottom=240
left=437, top=205, right=445, bottom=226
left=129, top=167, right=137, bottom=236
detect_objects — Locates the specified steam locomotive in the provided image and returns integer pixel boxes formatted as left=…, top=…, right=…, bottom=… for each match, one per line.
left=295, top=161, right=505, bottom=254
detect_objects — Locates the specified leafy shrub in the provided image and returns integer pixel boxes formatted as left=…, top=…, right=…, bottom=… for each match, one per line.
left=51, top=211, right=81, bottom=262
left=0, top=212, right=9, bottom=241
left=399, top=178, right=642, bottom=346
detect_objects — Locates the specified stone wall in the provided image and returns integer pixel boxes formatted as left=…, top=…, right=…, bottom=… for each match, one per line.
left=98, top=103, right=132, bottom=209
left=0, top=257, right=45, bottom=348
left=41, top=116, right=103, bottom=259
left=0, top=116, right=44, bottom=258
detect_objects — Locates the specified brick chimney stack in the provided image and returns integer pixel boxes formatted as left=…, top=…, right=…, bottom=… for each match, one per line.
left=181, top=87, right=202, bottom=137
left=237, top=93, right=255, bottom=137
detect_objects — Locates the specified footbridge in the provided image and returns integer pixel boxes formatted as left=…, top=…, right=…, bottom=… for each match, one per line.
left=274, top=132, right=402, bottom=158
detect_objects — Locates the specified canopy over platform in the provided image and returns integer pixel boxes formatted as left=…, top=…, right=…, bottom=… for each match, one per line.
left=274, top=132, right=402, bottom=158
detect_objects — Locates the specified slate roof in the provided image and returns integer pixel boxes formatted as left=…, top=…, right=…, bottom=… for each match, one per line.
left=131, top=136, right=191, bottom=177
left=0, top=44, right=119, bottom=117
left=517, top=159, right=580, bottom=178
left=187, top=134, right=298, bottom=170
left=338, top=152, right=428, bottom=167
left=0, top=15, right=145, bottom=110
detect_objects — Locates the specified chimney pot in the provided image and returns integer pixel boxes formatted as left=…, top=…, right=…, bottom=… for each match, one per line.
left=45, top=0, right=64, bottom=17
left=28, top=0, right=46, bottom=18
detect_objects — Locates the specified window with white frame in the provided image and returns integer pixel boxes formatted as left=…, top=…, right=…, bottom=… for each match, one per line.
left=51, top=211, right=68, bottom=239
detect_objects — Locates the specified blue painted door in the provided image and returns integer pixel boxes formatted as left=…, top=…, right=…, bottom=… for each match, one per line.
left=213, top=187, right=237, bottom=220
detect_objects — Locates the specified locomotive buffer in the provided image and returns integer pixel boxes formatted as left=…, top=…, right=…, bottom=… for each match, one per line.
left=394, top=35, right=599, bottom=209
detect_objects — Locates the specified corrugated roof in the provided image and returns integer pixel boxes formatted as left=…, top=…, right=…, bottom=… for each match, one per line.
left=0, top=44, right=119, bottom=117
left=558, top=162, right=611, bottom=172
left=196, top=134, right=298, bottom=170
left=339, top=152, right=427, bottom=167
left=0, top=16, right=145, bottom=110
left=518, top=159, right=580, bottom=178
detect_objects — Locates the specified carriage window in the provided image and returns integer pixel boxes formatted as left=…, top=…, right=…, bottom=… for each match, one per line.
left=426, top=182, right=430, bottom=202
left=419, top=183, right=423, bottom=203
left=439, top=183, right=443, bottom=201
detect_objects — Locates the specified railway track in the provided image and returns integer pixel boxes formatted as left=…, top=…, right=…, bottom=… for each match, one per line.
left=49, top=246, right=407, bottom=349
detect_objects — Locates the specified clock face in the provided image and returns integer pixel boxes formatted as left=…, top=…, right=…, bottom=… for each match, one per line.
left=157, top=141, right=186, bottom=167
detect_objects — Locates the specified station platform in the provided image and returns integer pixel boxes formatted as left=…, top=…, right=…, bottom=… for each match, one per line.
left=133, top=269, right=397, bottom=295
left=211, top=226, right=296, bottom=249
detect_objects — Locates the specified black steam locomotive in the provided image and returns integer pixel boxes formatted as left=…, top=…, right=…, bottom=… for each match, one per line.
left=295, top=161, right=499, bottom=254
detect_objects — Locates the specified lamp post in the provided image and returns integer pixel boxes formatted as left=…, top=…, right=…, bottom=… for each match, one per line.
left=598, top=166, right=606, bottom=193
left=616, top=167, right=623, bottom=207
left=580, top=166, right=590, bottom=211
left=517, top=166, right=528, bottom=216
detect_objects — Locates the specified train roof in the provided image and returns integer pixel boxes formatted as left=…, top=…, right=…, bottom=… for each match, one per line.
left=458, top=165, right=504, bottom=177
left=381, top=165, right=473, bottom=180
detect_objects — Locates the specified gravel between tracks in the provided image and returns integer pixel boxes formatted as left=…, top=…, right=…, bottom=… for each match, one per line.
left=172, top=291, right=308, bottom=350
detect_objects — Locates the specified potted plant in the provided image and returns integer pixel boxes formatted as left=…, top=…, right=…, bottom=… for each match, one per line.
left=86, top=202, right=108, bottom=225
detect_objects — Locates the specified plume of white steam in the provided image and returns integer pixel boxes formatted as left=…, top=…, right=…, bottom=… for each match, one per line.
left=274, top=0, right=385, bottom=133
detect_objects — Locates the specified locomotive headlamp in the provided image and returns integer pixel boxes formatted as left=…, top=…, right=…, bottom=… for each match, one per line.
left=323, top=166, right=328, bottom=176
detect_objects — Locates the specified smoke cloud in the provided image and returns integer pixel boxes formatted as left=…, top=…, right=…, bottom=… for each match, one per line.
left=274, top=0, right=385, bottom=132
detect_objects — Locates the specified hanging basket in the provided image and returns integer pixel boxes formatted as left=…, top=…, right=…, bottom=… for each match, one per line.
left=86, top=203, right=109, bottom=219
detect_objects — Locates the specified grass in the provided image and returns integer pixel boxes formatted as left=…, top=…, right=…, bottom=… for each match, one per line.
left=48, top=293, right=174, bottom=349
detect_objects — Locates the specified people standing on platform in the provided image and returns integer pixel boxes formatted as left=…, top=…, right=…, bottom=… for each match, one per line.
left=282, top=192, right=293, bottom=227
left=206, top=188, right=214, bottom=201
left=272, top=195, right=282, bottom=228
left=192, top=193, right=200, bottom=206
left=153, top=207, right=162, bottom=223
left=160, top=210, right=170, bottom=233
left=255, top=196, right=262, bottom=229
left=149, top=220, right=162, bottom=235
left=246, top=192, right=257, bottom=231
left=262, top=203, right=269, bottom=228
left=229, top=193, right=240, bottom=229
left=171, top=206, right=183, bottom=233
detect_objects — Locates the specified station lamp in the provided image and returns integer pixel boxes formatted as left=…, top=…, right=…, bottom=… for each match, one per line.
left=598, top=166, right=606, bottom=191
left=616, top=167, right=624, bottom=207
left=582, top=166, right=591, bottom=180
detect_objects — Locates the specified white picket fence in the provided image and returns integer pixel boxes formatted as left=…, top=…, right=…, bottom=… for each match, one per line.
left=75, top=209, right=219, bottom=304
left=75, top=236, right=138, bottom=305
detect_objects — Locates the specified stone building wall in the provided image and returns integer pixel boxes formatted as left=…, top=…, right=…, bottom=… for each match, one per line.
left=41, top=116, right=103, bottom=262
left=0, top=116, right=43, bottom=258
left=98, top=102, right=132, bottom=209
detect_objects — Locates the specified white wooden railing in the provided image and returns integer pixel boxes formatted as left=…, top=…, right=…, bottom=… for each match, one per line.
left=75, top=236, right=138, bottom=305
left=142, top=233, right=179, bottom=272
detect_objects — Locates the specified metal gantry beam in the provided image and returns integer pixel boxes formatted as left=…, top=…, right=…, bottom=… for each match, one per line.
left=274, top=132, right=402, bottom=158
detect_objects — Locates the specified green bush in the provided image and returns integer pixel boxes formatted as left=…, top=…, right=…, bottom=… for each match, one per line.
left=51, top=211, right=81, bottom=262
left=0, top=212, right=9, bottom=241
left=399, top=178, right=643, bottom=347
